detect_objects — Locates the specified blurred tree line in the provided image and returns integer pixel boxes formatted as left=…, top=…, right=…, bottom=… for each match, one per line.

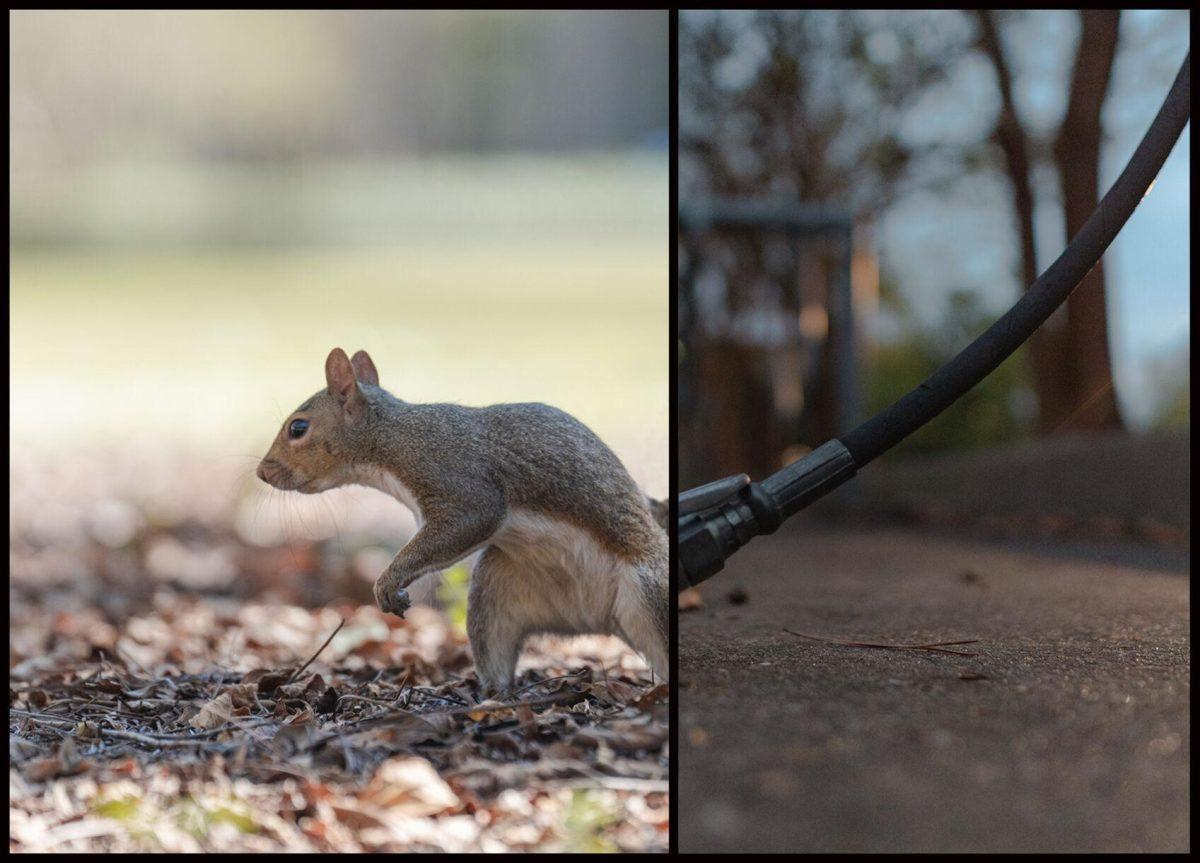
left=869, top=285, right=1032, bottom=457
left=9, top=10, right=668, bottom=170
left=680, top=9, right=1188, bottom=480
left=10, top=11, right=669, bottom=249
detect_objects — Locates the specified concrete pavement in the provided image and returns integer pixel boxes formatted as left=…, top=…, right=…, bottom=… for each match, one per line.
left=678, top=523, right=1189, bottom=852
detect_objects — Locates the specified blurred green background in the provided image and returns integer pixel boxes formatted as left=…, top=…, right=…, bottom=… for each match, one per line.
left=10, top=11, right=668, bottom=493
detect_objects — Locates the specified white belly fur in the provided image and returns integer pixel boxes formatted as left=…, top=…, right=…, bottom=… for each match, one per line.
left=349, top=464, right=425, bottom=527
left=351, top=467, right=633, bottom=633
left=490, top=508, right=632, bottom=634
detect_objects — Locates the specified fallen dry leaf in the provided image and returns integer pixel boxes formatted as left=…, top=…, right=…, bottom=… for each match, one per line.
left=364, top=756, right=461, bottom=816
left=10, top=446, right=669, bottom=852
left=189, top=691, right=235, bottom=730
left=679, top=587, right=703, bottom=611
left=633, top=683, right=669, bottom=710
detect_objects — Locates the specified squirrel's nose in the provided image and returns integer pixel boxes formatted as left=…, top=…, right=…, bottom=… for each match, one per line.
left=256, top=462, right=268, bottom=482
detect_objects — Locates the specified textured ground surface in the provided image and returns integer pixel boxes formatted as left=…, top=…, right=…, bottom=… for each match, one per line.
left=678, top=524, right=1189, bottom=853
left=10, top=449, right=667, bottom=853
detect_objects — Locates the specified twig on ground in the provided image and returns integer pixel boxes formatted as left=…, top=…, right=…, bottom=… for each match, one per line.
left=305, top=688, right=585, bottom=751
left=782, top=628, right=980, bottom=656
left=10, top=708, right=278, bottom=744
left=506, top=671, right=589, bottom=700
left=287, top=618, right=346, bottom=684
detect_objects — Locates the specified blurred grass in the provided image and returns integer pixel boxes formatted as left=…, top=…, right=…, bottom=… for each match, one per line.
left=560, top=789, right=620, bottom=853
left=11, top=154, right=667, bottom=248
left=10, top=155, right=667, bottom=484
left=436, top=565, right=473, bottom=635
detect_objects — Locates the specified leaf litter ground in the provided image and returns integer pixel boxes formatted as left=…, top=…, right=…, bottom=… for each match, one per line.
left=10, top=448, right=668, bottom=852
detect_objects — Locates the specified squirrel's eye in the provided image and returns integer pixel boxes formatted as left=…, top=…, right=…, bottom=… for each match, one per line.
left=288, top=418, right=309, bottom=440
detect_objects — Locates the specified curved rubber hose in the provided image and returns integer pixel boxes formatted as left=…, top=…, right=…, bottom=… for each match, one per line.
left=841, top=52, right=1190, bottom=468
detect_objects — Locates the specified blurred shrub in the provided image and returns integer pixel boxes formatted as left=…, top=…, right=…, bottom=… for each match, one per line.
left=867, top=288, right=1032, bottom=457
left=1150, top=376, right=1189, bottom=430
left=1145, top=342, right=1189, bottom=430
left=436, top=564, right=473, bottom=635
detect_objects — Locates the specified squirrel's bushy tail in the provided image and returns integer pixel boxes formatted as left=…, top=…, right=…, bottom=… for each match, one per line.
left=646, top=496, right=669, bottom=530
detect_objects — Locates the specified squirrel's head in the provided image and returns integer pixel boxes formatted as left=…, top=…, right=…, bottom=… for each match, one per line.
left=256, top=347, right=380, bottom=494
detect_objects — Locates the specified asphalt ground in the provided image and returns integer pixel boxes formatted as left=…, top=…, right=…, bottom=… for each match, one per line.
left=678, top=523, right=1189, bottom=853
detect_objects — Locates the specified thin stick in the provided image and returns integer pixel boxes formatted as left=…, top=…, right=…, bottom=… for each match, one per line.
left=782, top=628, right=980, bottom=657
left=305, top=688, right=584, bottom=750
left=10, top=709, right=277, bottom=742
left=438, top=689, right=585, bottom=719
left=12, top=712, right=216, bottom=748
left=505, top=671, right=587, bottom=700
left=287, top=618, right=346, bottom=684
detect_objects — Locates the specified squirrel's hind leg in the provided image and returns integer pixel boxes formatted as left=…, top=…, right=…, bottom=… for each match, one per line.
left=467, top=546, right=527, bottom=694
left=613, top=563, right=669, bottom=682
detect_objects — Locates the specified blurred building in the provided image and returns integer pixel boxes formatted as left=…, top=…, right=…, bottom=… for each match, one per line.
left=679, top=200, right=877, bottom=484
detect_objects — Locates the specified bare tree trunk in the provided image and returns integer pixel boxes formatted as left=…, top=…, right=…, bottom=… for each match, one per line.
left=977, top=9, right=1125, bottom=434
left=975, top=10, right=1072, bottom=433
left=1054, top=10, right=1124, bottom=431
left=693, top=338, right=787, bottom=481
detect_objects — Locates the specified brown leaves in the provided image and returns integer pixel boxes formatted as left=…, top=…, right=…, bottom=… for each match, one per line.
left=632, top=683, right=669, bottom=711
left=363, top=757, right=460, bottom=816
left=27, top=689, right=51, bottom=709
left=10, top=449, right=668, bottom=852
left=10, top=598, right=669, bottom=852
left=465, top=699, right=514, bottom=722
left=24, top=737, right=92, bottom=782
left=189, top=692, right=235, bottom=730
left=242, top=669, right=290, bottom=697
left=349, top=714, right=444, bottom=749
left=577, top=720, right=668, bottom=755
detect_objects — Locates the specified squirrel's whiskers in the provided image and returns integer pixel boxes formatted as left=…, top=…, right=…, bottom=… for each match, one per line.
left=253, top=347, right=668, bottom=693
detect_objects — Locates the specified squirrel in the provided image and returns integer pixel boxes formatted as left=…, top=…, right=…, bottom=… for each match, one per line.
left=257, top=348, right=668, bottom=692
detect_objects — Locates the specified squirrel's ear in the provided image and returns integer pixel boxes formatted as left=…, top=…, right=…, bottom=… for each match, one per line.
left=350, top=350, right=379, bottom=387
left=324, top=348, right=361, bottom=410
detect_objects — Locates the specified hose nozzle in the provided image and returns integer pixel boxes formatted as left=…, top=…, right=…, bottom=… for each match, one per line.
left=676, top=440, right=856, bottom=589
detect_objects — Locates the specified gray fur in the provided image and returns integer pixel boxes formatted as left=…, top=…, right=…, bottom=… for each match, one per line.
left=258, top=348, right=668, bottom=693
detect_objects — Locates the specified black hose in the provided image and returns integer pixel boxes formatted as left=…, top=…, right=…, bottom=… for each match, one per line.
left=677, top=53, right=1190, bottom=589
left=841, top=52, right=1190, bottom=468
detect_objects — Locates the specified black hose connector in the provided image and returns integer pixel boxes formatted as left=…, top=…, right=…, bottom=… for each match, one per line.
left=677, top=441, right=856, bottom=589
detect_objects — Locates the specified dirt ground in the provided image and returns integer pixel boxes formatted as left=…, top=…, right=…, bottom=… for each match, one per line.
left=678, top=522, right=1189, bottom=853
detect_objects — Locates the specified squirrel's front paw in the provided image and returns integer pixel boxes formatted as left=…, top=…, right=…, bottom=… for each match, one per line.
left=373, top=577, right=412, bottom=618
left=390, top=588, right=412, bottom=617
